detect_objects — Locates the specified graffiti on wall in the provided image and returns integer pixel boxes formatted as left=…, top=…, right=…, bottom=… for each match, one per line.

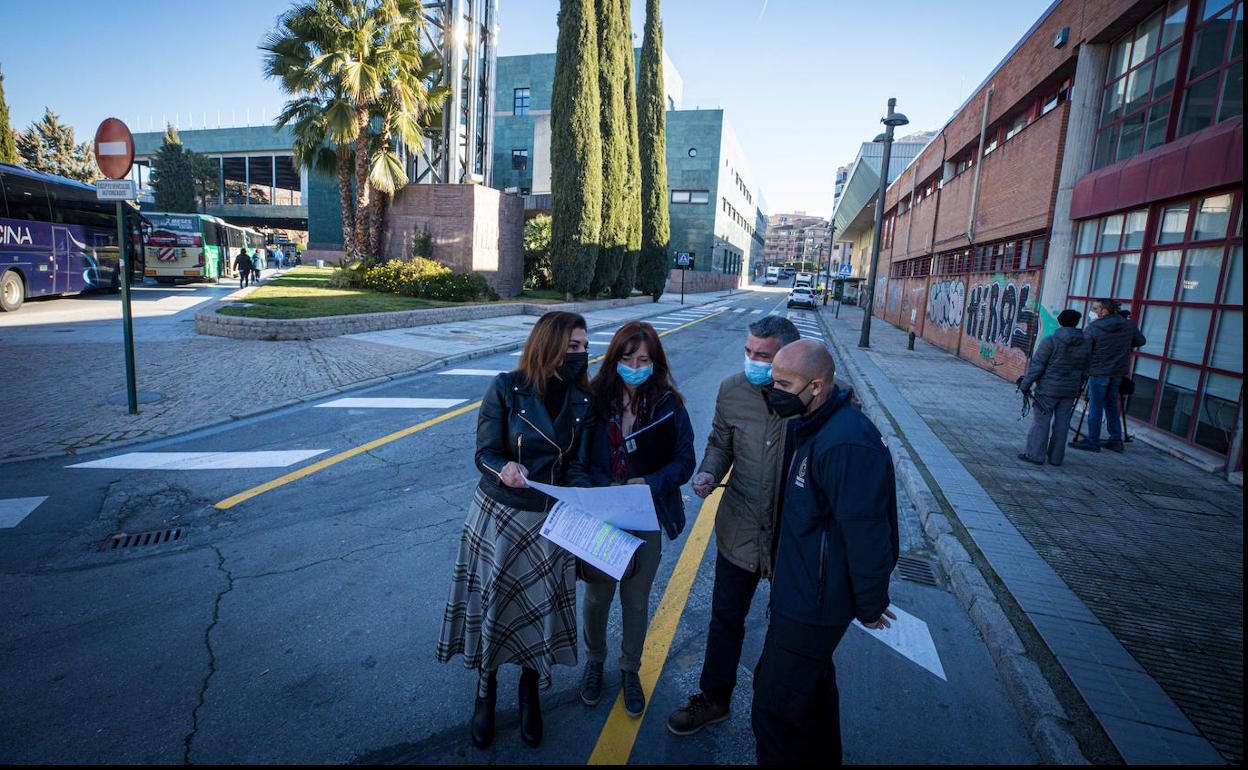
left=887, top=282, right=902, bottom=317
left=926, top=279, right=965, bottom=329
left=874, top=276, right=888, bottom=310
left=964, top=278, right=1039, bottom=360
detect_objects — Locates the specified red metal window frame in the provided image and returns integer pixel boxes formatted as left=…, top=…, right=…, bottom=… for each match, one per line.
left=1068, top=189, right=1243, bottom=453
left=1176, top=0, right=1244, bottom=138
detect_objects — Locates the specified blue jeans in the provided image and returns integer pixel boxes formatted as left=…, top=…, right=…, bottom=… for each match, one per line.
left=1086, top=375, right=1122, bottom=445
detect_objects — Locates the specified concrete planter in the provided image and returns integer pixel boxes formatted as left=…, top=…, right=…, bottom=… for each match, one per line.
left=196, top=295, right=655, bottom=341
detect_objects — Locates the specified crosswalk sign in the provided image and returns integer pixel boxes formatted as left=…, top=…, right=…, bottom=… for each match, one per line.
left=674, top=252, right=692, bottom=267
left=837, top=263, right=853, bottom=277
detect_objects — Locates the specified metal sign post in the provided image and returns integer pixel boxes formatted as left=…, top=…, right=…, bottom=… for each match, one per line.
left=94, top=119, right=139, bottom=415
left=674, top=252, right=692, bottom=305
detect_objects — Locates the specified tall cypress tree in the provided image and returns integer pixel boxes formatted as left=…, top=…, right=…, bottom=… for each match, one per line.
left=611, top=0, right=642, bottom=298
left=635, top=0, right=670, bottom=301
left=550, top=0, right=603, bottom=300
left=589, top=0, right=628, bottom=296
left=0, top=66, right=17, bottom=165
left=150, top=125, right=197, bottom=213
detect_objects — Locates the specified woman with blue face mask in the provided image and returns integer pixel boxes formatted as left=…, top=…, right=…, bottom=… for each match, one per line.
left=579, top=321, right=695, bottom=718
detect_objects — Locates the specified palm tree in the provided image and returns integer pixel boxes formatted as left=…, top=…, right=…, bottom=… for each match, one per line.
left=262, top=0, right=444, bottom=263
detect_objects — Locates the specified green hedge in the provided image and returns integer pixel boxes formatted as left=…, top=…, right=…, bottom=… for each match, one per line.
left=358, top=258, right=495, bottom=303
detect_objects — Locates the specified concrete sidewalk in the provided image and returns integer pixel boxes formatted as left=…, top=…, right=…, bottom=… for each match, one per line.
left=0, top=289, right=735, bottom=465
left=818, top=304, right=1241, bottom=764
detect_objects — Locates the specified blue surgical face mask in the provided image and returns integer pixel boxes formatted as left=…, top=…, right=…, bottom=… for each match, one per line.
left=744, top=356, right=773, bottom=385
left=617, top=361, right=654, bottom=386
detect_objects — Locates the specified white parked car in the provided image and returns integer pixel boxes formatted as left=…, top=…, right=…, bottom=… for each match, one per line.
left=787, top=286, right=817, bottom=309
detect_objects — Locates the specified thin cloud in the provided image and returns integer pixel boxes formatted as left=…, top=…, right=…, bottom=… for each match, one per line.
left=757, top=0, right=770, bottom=22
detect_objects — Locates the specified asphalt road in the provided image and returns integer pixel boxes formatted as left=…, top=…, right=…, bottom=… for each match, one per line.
left=0, top=289, right=1039, bottom=764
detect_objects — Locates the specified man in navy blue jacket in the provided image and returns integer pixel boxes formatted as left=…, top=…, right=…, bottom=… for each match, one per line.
left=752, top=339, right=899, bottom=765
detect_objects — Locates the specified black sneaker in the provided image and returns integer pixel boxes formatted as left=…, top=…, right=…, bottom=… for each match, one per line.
left=666, top=692, right=730, bottom=736
left=1017, top=452, right=1044, bottom=466
left=622, top=670, right=645, bottom=717
left=1103, top=441, right=1124, bottom=453
left=1069, top=440, right=1101, bottom=452
left=580, top=661, right=604, bottom=707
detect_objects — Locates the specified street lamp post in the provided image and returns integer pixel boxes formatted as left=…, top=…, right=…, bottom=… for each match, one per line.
left=858, top=97, right=908, bottom=348
left=822, top=222, right=836, bottom=305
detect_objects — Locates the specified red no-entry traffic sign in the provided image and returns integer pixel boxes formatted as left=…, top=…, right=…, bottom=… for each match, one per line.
left=94, top=118, right=135, bottom=180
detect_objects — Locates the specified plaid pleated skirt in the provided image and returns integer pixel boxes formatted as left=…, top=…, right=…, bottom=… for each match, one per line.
left=435, top=488, right=578, bottom=690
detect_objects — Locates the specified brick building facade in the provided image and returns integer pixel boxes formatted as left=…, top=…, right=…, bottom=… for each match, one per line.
left=870, top=0, right=1242, bottom=471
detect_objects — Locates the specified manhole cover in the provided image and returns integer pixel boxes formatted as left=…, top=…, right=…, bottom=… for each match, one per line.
left=105, top=391, right=163, bottom=405
left=102, top=528, right=184, bottom=551
left=895, top=555, right=939, bottom=586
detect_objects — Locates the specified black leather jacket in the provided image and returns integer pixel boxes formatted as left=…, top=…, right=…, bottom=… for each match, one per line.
left=475, top=370, right=595, bottom=511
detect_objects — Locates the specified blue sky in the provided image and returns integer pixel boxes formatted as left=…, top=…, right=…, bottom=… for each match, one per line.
left=1, top=0, right=1051, bottom=215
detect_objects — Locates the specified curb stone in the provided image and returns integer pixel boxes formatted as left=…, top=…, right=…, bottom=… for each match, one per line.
left=0, top=296, right=720, bottom=468
left=815, top=306, right=1089, bottom=766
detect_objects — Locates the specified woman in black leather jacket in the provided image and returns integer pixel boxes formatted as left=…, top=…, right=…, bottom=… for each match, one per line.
left=436, top=310, right=594, bottom=751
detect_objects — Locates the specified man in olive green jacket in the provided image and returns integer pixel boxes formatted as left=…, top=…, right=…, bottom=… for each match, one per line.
left=666, top=315, right=800, bottom=736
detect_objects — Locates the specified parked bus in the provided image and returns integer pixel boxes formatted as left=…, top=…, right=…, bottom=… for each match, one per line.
left=144, top=213, right=231, bottom=284
left=0, top=163, right=146, bottom=312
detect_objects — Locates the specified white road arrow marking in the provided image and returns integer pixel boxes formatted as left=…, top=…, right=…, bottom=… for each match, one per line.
left=853, top=605, right=946, bottom=681
left=440, top=369, right=505, bottom=377
left=0, top=496, right=48, bottom=528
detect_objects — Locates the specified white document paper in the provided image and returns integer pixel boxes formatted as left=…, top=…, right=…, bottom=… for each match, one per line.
left=525, top=477, right=660, bottom=532
left=540, top=502, right=643, bottom=580
left=852, top=605, right=947, bottom=681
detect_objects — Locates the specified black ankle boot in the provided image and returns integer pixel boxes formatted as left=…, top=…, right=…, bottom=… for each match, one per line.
left=470, top=670, right=497, bottom=749
left=518, top=667, right=543, bottom=748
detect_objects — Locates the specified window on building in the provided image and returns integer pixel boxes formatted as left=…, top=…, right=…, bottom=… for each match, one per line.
left=671, top=190, right=691, bottom=204
left=1074, top=191, right=1242, bottom=455
left=222, top=157, right=247, bottom=204
left=1095, top=0, right=1244, bottom=170
left=247, top=156, right=273, bottom=204
left=1178, top=0, right=1244, bottom=136
left=689, top=190, right=710, bottom=204
left=511, top=149, right=528, bottom=170
left=513, top=87, right=531, bottom=116
left=274, top=155, right=301, bottom=205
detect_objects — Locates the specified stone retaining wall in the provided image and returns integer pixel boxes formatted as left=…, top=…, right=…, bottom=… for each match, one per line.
left=196, top=295, right=654, bottom=341
left=664, top=268, right=740, bottom=294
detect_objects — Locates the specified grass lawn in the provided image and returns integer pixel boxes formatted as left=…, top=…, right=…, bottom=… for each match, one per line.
left=216, top=266, right=439, bottom=319
left=517, top=288, right=567, bottom=303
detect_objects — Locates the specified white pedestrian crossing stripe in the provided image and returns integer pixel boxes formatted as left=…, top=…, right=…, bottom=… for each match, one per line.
left=69, top=451, right=328, bottom=470
left=0, top=496, right=48, bottom=528
left=751, top=309, right=763, bottom=314
left=441, top=369, right=505, bottom=376
left=316, top=398, right=467, bottom=409
left=732, top=307, right=747, bottom=313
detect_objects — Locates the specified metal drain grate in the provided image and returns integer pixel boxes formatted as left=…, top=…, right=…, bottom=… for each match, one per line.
left=895, top=555, right=939, bottom=586
left=104, top=528, right=184, bottom=551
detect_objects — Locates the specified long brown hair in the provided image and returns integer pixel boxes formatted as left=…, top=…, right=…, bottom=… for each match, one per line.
left=517, top=310, right=588, bottom=395
left=589, top=321, right=682, bottom=416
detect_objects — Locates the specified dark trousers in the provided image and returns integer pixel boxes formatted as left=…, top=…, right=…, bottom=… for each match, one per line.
left=1024, top=395, right=1077, bottom=465
left=239, top=269, right=250, bottom=287
left=752, top=613, right=849, bottom=766
left=1086, top=375, right=1122, bottom=445
left=698, top=551, right=762, bottom=706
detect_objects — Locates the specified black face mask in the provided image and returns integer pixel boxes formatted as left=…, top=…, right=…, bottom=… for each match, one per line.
left=763, top=380, right=813, bottom=418
left=560, top=351, right=588, bottom=381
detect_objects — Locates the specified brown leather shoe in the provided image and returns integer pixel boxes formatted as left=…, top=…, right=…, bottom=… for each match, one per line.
left=666, top=692, right=730, bottom=736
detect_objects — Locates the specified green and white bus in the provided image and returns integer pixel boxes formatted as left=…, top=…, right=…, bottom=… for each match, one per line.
left=143, top=213, right=230, bottom=284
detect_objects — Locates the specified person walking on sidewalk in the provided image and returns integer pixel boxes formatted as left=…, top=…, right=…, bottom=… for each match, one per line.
left=666, top=315, right=801, bottom=736
left=579, top=321, right=695, bottom=718
left=1017, top=309, right=1092, bottom=466
left=752, top=340, right=899, bottom=766
left=1071, top=299, right=1145, bottom=453
left=435, top=311, right=595, bottom=750
left=234, top=248, right=252, bottom=288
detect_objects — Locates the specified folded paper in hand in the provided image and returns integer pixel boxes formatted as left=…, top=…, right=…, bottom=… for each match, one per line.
left=525, top=477, right=659, bottom=532
left=540, top=502, right=643, bottom=580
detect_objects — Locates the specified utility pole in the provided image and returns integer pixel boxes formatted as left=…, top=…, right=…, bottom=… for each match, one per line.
left=859, top=97, right=909, bottom=348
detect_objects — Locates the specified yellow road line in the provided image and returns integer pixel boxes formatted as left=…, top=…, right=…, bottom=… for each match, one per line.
left=587, top=474, right=728, bottom=765
left=213, top=307, right=728, bottom=510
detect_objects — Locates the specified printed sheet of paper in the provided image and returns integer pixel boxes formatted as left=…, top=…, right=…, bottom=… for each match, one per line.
left=525, top=477, right=660, bottom=532
left=540, top=502, right=643, bottom=580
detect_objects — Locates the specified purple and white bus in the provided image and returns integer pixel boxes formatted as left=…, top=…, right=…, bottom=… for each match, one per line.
left=0, top=163, right=146, bottom=312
